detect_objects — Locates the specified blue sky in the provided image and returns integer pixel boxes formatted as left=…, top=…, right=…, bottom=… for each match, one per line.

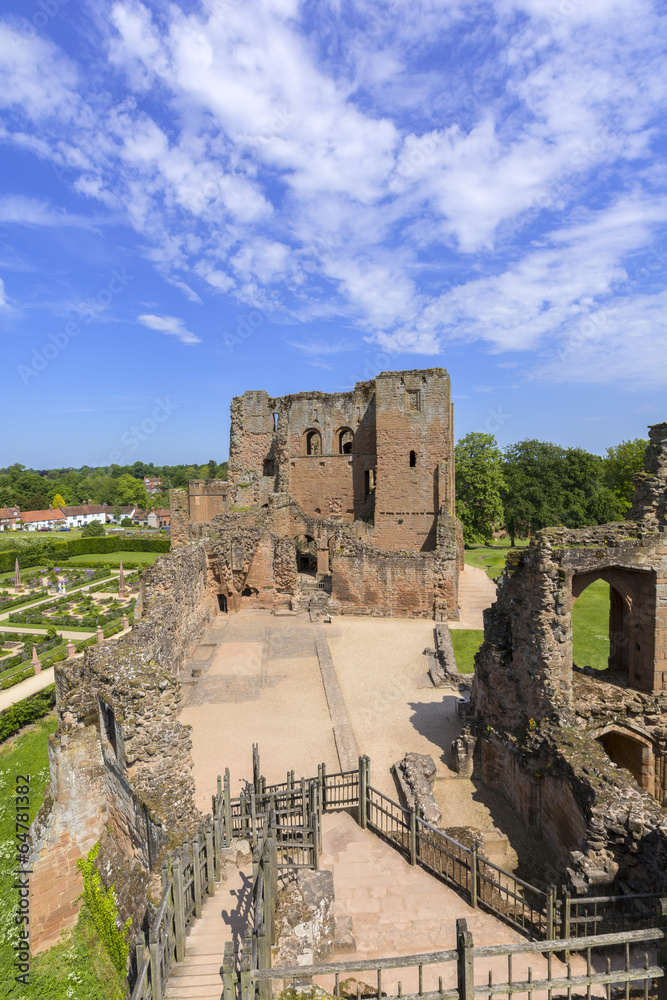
left=0, top=0, right=665, bottom=468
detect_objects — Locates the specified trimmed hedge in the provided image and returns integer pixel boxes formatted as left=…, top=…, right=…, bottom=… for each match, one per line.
left=64, top=536, right=170, bottom=556
left=0, top=666, right=34, bottom=690
left=0, top=684, right=56, bottom=742
left=0, top=535, right=169, bottom=573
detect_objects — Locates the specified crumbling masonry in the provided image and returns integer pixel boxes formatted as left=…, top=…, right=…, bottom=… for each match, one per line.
left=455, top=422, right=667, bottom=896
left=172, top=369, right=463, bottom=620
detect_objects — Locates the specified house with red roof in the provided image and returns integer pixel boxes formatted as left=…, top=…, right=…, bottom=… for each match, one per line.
left=0, top=506, right=21, bottom=531
left=20, top=508, right=66, bottom=531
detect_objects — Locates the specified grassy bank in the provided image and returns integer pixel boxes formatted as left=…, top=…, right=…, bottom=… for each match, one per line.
left=450, top=630, right=484, bottom=673
left=464, top=538, right=529, bottom=580
left=66, top=551, right=159, bottom=566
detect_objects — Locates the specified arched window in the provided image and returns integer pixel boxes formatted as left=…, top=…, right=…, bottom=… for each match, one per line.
left=409, top=450, right=416, bottom=467
left=338, top=427, right=354, bottom=454
left=304, top=429, right=322, bottom=455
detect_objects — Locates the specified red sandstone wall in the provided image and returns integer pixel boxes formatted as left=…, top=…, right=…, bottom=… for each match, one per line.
left=374, top=369, right=452, bottom=552
left=29, top=728, right=108, bottom=953
left=481, top=738, right=587, bottom=864
left=289, top=455, right=355, bottom=519
left=332, top=546, right=441, bottom=617
left=188, top=481, right=228, bottom=522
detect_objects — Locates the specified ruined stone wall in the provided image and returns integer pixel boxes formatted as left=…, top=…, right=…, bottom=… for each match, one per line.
left=473, top=524, right=667, bottom=727
left=630, top=421, right=667, bottom=529
left=223, top=370, right=457, bottom=552
left=227, top=383, right=378, bottom=520
left=332, top=536, right=458, bottom=619
left=188, top=480, right=228, bottom=523
left=170, top=487, right=190, bottom=547
left=173, top=368, right=462, bottom=617
left=480, top=737, right=588, bottom=866
left=29, top=544, right=212, bottom=952
left=28, top=728, right=108, bottom=952
left=373, top=369, right=453, bottom=552
left=468, top=424, right=667, bottom=895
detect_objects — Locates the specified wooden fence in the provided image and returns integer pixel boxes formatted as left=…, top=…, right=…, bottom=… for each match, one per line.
left=129, top=749, right=666, bottom=1000
left=248, top=918, right=667, bottom=1000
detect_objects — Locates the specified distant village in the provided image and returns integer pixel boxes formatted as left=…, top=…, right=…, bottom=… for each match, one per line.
left=0, top=476, right=171, bottom=532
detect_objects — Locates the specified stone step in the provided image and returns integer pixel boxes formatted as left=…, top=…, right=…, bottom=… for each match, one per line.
left=164, top=986, right=224, bottom=999
left=170, top=962, right=225, bottom=976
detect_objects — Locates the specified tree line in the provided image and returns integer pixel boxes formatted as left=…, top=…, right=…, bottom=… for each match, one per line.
left=454, top=434, right=647, bottom=546
left=0, top=460, right=229, bottom=513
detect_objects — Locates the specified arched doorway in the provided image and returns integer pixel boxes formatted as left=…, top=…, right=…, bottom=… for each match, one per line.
left=295, top=534, right=317, bottom=574
left=594, top=726, right=652, bottom=792
left=571, top=566, right=654, bottom=690
left=571, top=578, right=611, bottom=672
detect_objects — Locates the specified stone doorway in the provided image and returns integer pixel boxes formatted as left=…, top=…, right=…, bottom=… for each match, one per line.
left=571, top=566, right=656, bottom=691
left=595, top=727, right=652, bottom=792
left=295, top=534, right=317, bottom=574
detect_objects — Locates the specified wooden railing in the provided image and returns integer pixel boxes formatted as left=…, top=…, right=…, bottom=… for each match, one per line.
left=249, top=918, right=667, bottom=1000
left=129, top=748, right=666, bottom=1000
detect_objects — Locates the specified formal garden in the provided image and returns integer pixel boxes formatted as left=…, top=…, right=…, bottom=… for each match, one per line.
left=0, top=565, right=141, bottom=692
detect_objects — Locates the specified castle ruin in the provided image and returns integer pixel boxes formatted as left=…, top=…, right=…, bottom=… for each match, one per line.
left=172, top=369, right=463, bottom=620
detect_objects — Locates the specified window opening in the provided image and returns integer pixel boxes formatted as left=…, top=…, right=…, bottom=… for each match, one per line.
left=273, top=412, right=279, bottom=430
left=101, top=701, right=117, bottom=757
left=409, top=451, right=416, bottom=467
left=339, top=428, right=354, bottom=454
left=305, top=429, right=322, bottom=455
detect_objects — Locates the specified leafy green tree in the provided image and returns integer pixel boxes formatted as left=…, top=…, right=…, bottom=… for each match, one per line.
left=81, top=520, right=106, bottom=537
left=455, top=433, right=505, bottom=545
left=503, top=440, right=627, bottom=541
left=603, top=438, right=648, bottom=511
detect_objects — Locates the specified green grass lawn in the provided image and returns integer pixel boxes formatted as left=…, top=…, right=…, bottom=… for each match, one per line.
left=450, top=630, right=484, bottom=674
left=0, top=715, right=124, bottom=998
left=464, top=540, right=529, bottom=580
left=66, top=551, right=159, bottom=566
left=572, top=579, right=610, bottom=670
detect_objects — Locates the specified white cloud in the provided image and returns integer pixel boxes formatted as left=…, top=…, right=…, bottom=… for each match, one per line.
left=0, top=277, right=8, bottom=309
left=0, top=0, right=664, bottom=387
left=137, top=313, right=200, bottom=344
left=0, top=24, right=79, bottom=120
left=0, top=195, right=97, bottom=229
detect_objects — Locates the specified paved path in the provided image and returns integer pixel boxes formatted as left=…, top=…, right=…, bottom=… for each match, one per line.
left=314, top=622, right=359, bottom=770
left=0, top=625, right=133, bottom=711
left=318, top=811, right=581, bottom=998
left=0, top=666, right=56, bottom=710
left=164, top=866, right=247, bottom=1000
left=179, top=613, right=339, bottom=811
left=450, top=564, right=497, bottom=630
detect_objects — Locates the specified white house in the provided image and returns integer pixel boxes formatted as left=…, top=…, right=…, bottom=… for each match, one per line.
left=20, top=508, right=66, bottom=531
left=58, top=504, right=114, bottom=528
